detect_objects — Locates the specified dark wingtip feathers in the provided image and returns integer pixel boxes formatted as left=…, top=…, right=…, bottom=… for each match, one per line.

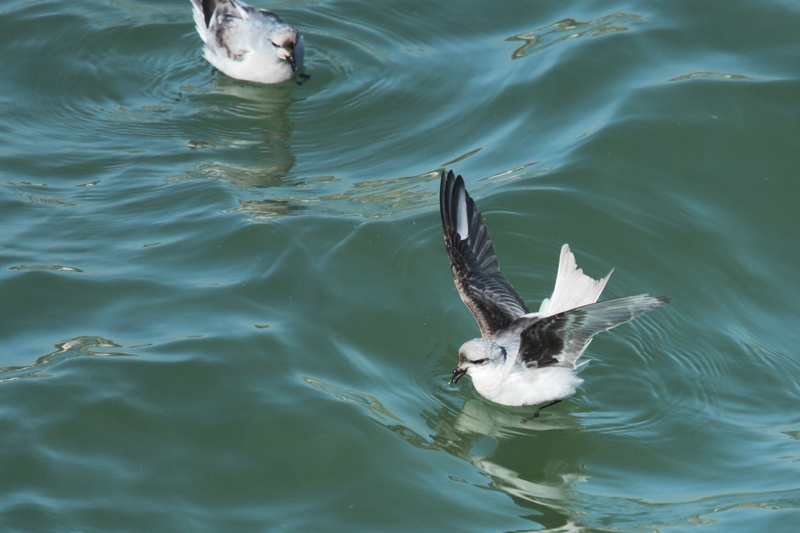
left=439, top=170, right=457, bottom=235
left=656, top=295, right=672, bottom=306
left=439, top=169, right=469, bottom=243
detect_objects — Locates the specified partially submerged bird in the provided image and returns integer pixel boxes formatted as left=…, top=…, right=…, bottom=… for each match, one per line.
left=440, top=170, right=669, bottom=421
left=190, top=0, right=305, bottom=84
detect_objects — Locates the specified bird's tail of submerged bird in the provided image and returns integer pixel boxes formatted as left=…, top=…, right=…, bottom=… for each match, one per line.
left=190, top=0, right=210, bottom=41
left=539, top=244, right=612, bottom=316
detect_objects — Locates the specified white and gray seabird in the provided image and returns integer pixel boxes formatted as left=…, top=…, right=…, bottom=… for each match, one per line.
left=440, top=170, right=669, bottom=421
left=190, top=0, right=305, bottom=84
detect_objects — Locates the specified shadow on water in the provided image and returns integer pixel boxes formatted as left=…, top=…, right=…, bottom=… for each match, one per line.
left=0, top=336, right=133, bottom=383
left=304, top=376, right=590, bottom=530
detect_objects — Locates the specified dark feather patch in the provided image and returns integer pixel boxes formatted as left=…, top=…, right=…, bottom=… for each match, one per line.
left=517, top=314, right=571, bottom=368
left=202, top=0, right=217, bottom=27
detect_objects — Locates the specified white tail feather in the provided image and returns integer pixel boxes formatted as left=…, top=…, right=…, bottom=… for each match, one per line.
left=190, top=0, right=210, bottom=43
left=538, top=244, right=612, bottom=316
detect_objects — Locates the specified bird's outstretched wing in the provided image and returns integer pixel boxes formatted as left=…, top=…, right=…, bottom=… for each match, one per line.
left=517, top=294, right=670, bottom=368
left=440, top=170, right=529, bottom=337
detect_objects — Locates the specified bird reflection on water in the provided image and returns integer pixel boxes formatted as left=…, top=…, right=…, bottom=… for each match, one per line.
left=303, top=375, right=590, bottom=528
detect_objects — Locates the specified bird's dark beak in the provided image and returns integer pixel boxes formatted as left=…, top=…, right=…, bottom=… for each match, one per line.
left=284, top=41, right=297, bottom=72
left=451, top=367, right=467, bottom=384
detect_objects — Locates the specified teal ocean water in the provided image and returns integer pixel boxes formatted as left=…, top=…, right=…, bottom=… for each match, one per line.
left=2, top=0, right=799, bottom=531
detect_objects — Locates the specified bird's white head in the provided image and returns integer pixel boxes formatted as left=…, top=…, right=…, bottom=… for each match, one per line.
left=450, top=338, right=507, bottom=384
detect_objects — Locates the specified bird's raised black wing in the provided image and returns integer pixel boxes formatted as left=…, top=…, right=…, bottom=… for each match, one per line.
left=440, top=170, right=529, bottom=338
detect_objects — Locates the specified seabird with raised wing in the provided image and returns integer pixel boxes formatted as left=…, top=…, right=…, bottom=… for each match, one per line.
left=440, top=170, right=669, bottom=421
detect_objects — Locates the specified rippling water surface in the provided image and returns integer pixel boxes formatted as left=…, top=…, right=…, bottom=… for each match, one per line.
left=2, top=0, right=799, bottom=531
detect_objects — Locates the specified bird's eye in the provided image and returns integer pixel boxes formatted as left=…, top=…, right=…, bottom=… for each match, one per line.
left=473, top=358, right=488, bottom=365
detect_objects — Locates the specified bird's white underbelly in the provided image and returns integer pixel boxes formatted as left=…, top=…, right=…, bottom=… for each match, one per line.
left=204, top=47, right=295, bottom=84
left=475, top=366, right=584, bottom=407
